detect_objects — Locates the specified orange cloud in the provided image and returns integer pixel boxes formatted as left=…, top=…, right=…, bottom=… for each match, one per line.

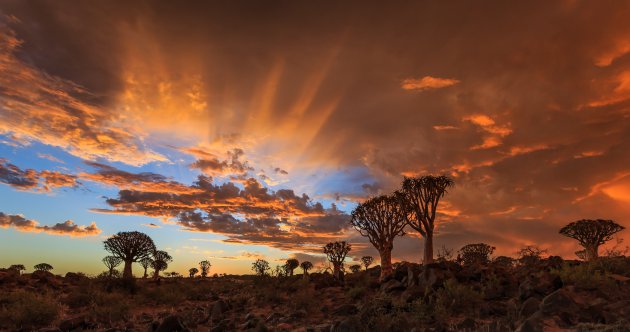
left=0, top=24, right=166, bottom=166
left=0, top=212, right=101, bottom=237
left=401, top=76, right=460, bottom=91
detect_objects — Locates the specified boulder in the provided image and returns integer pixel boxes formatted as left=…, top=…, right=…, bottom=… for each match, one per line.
left=59, top=316, right=88, bottom=332
left=515, top=311, right=544, bottom=332
left=211, top=299, right=230, bottom=322
left=380, top=279, right=405, bottom=293
left=332, top=304, right=358, bottom=316
left=155, top=315, right=189, bottom=332
left=540, top=289, right=579, bottom=316
left=331, top=316, right=362, bottom=332
left=519, top=297, right=541, bottom=320
left=418, top=264, right=451, bottom=290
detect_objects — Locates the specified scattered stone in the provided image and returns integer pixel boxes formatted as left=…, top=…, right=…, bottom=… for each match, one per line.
left=155, top=315, right=189, bottom=332
left=519, top=297, right=541, bottom=320
left=332, top=303, right=358, bottom=316
left=540, top=289, right=579, bottom=316
left=380, top=279, right=405, bottom=293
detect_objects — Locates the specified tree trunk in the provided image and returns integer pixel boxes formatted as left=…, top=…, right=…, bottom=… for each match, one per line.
left=143, top=268, right=148, bottom=278
left=153, top=269, right=160, bottom=279
left=333, top=262, right=342, bottom=280
left=379, top=248, right=393, bottom=282
left=424, top=234, right=434, bottom=264
left=303, top=270, right=309, bottom=280
left=585, top=245, right=599, bottom=261
left=123, top=259, right=133, bottom=279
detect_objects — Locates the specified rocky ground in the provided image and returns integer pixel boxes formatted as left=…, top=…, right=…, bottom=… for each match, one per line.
left=1, top=257, right=630, bottom=331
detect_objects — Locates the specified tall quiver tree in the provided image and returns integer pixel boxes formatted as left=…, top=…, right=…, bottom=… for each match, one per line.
left=151, top=250, right=173, bottom=279
left=351, top=194, right=407, bottom=281
left=199, top=260, right=211, bottom=278
left=559, top=219, right=625, bottom=261
left=400, top=175, right=454, bottom=264
left=104, top=231, right=156, bottom=279
left=102, top=256, right=123, bottom=277
left=323, top=241, right=351, bottom=280
left=285, top=259, right=299, bottom=276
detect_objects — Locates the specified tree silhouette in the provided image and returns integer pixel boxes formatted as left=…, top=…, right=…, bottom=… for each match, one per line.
left=102, top=256, right=123, bottom=277
left=8, top=264, right=25, bottom=274
left=559, top=219, right=625, bottom=261
left=361, top=256, right=373, bottom=271
left=285, top=259, right=299, bottom=276
left=103, top=231, right=156, bottom=279
left=351, top=193, right=407, bottom=281
left=400, top=175, right=454, bottom=264
left=34, top=263, right=53, bottom=272
left=252, top=259, right=270, bottom=276
left=139, top=257, right=152, bottom=278
left=517, top=245, right=547, bottom=266
left=199, top=260, right=211, bottom=278
left=189, top=267, right=199, bottom=278
left=323, top=241, right=351, bottom=280
left=458, top=243, right=495, bottom=265
left=151, top=250, right=173, bottom=279
left=300, top=261, right=313, bottom=279
left=350, top=264, right=361, bottom=273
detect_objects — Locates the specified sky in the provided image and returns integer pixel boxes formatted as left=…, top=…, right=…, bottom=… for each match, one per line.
left=1, top=0, right=629, bottom=276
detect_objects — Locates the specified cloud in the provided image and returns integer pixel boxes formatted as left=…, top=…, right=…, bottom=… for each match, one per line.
left=0, top=159, right=78, bottom=192
left=0, top=212, right=101, bottom=237
left=188, top=148, right=254, bottom=178
left=0, top=21, right=166, bottom=166
left=401, top=76, right=460, bottom=91
left=79, top=161, right=201, bottom=194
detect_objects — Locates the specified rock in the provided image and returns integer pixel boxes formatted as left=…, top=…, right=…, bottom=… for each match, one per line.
left=290, top=309, right=307, bottom=319
left=332, top=304, right=358, bottom=316
left=401, top=285, right=425, bottom=303
left=211, top=299, right=230, bottom=322
left=331, top=316, right=361, bottom=332
left=31, top=270, right=55, bottom=281
left=418, top=264, right=451, bottom=290
left=59, top=316, right=87, bottom=331
left=540, top=289, right=579, bottom=316
left=0, top=270, right=19, bottom=284
left=265, top=312, right=282, bottom=323
left=456, top=317, right=477, bottom=330
left=64, top=272, right=87, bottom=283
left=380, top=279, right=405, bottom=293
left=155, top=315, right=189, bottom=332
left=515, top=311, right=544, bottom=332
left=519, top=297, right=541, bottom=320
left=306, top=324, right=332, bottom=332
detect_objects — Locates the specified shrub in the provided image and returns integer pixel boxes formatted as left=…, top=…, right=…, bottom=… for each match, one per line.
left=0, top=291, right=59, bottom=329
left=434, top=279, right=482, bottom=316
left=90, top=292, right=130, bottom=323
left=457, top=243, right=495, bottom=265
left=551, top=263, right=616, bottom=291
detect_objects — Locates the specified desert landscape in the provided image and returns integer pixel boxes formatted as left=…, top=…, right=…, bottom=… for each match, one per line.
left=2, top=1, right=630, bottom=331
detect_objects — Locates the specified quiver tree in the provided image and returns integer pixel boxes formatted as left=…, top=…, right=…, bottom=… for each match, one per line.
left=400, top=175, right=454, bottom=264
left=517, top=245, right=547, bottom=266
left=323, top=241, right=351, bottom=280
left=102, top=256, right=123, bottom=277
left=8, top=264, right=25, bottom=274
left=350, top=264, right=361, bottom=273
left=139, top=257, right=152, bottom=278
left=104, top=231, right=156, bottom=279
left=285, top=259, right=299, bottom=276
left=34, top=263, right=53, bottom=272
left=151, top=250, right=173, bottom=279
left=559, top=219, right=625, bottom=261
left=351, top=194, right=407, bottom=281
left=300, top=261, right=313, bottom=279
left=458, top=243, right=495, bottom=265
left=361, top=256, right=373, bottom=270
left=189, top=267, right=199, bottom=278
left=252, top=259, right=270, bottom=276
left=199, top=260, right=211, bottom=277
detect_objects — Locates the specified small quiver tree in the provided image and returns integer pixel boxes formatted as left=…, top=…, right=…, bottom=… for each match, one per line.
left=300, top=261, right=313, bottom=280
left=559, top=219, right=625, bottom=262
left=323, top=241, right=351, bottom=280
left=457, top=243, right=495, bottom=266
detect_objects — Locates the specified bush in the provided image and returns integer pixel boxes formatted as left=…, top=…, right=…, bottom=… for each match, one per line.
left=89, top=291, right=130, bottom=323
left=434, top=279, right=482, bottom=316
left=0, top=291, right=60, bottom=329
left=551, top=263, right=616, bottom=291
left=458, top=243, right=495, bottom=265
